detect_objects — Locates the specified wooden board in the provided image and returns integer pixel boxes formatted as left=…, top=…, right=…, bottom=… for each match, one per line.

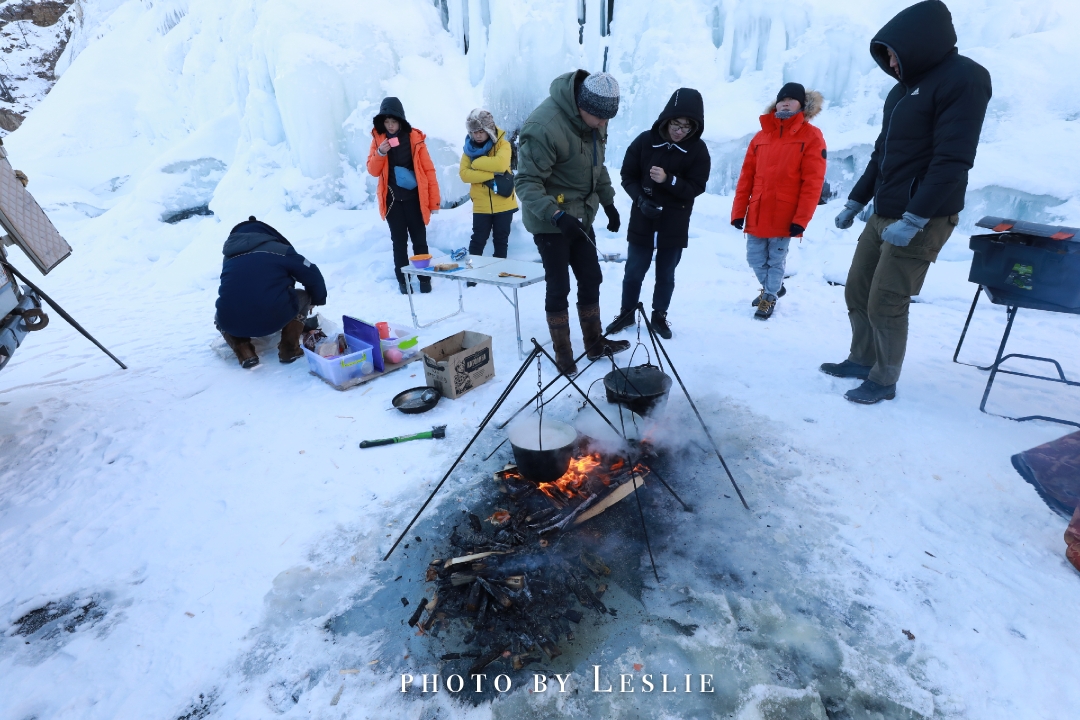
left=574, top=473, right=645, bottom=525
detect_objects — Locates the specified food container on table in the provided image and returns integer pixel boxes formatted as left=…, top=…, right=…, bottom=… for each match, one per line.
left=410, top=254, right=432, bottom=269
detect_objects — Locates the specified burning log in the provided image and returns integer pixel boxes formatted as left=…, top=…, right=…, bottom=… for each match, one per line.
left=504, top=575, right=524, bottom=591
left=538, top=493, right=600, bottom=534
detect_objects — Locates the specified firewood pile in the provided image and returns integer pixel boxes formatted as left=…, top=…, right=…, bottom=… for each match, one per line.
left=404, top=452, right=649, bottom=675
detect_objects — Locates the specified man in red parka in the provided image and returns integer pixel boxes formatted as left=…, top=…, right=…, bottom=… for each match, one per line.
left=731, top=83, right=827, bottom=319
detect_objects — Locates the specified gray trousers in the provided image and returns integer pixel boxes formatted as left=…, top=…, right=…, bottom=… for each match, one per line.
left=845, top=213, right=958, bottom=385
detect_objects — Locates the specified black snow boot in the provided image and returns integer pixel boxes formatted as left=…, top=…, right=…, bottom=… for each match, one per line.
left=419, top=276, right=432, bottom=294
left=546, top=310, right=577, bottom=376
left=651, top=310, right=672, bottom=340
left=844, top=380, right=896, bottom=404
left=605, top=308, right=636, bottom=335
left=752, top=284, right=786, bottom=306
left=819, top=359, right=871, bottom=379
left=579, top=303, right=630, bottom=360
left=398, top=280, right=408, bottom=295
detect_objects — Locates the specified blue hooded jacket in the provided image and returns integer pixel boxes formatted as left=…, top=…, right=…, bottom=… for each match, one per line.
left=215, top=220, right=327, bottom=338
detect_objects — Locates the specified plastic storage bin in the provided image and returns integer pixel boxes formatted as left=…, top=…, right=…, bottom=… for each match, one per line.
left=303, top=334, right=375, bottom=387
left=379, top=324, right=420, bottom=360
left=969, top=233, right=1080, bottom=311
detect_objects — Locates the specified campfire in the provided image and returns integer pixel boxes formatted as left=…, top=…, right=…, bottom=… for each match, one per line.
left=405, top=447, right=650, bottom=676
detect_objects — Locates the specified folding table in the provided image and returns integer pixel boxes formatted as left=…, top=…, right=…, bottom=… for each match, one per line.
left=400, top=255, right=546, bottom=359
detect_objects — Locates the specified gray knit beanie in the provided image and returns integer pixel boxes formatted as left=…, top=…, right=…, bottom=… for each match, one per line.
left=465, top=108, right=498, bottom=143
left=576, top=72, right=620, bottom=120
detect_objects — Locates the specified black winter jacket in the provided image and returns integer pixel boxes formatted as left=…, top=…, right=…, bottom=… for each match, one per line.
left=849, top=0, right=992, bottom=220
left=215, top=220, right=327, bottom=338
left=621, top=88, right=711, bottom=249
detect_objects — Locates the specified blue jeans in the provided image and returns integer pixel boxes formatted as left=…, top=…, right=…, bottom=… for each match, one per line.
left=620, top=241, right=683, bottom=313
left=746, top=235, right=790, bottom=300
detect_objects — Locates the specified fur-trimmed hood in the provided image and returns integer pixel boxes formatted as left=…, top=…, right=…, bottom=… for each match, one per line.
left=764, top=89, right=824, bottom=121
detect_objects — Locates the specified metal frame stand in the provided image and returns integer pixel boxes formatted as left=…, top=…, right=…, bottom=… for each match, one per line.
left=386, top=302, right=751, bottom=565
left=953, top=285, right=1079, bottom=429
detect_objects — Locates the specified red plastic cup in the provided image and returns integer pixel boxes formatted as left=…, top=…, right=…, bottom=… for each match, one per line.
left=376, top=322, right=390, bottom=339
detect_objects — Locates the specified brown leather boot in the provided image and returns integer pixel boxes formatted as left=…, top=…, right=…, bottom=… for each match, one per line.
left=578, top=302, right=630, bottom=361
left=1066, top=506, right=1080, bottom=549
left=221, top=332, right=259, bottom=369
left=278, top=319, right=305, bottom=364
left=1068, top=543, right=1080, bottom=574
left=546, top=310, right=577, bottom=376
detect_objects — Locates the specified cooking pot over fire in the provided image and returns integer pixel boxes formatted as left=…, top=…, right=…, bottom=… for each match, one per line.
left=604, top=364, right=673, bottom=416
left=508, top=417, right=578, bottom=483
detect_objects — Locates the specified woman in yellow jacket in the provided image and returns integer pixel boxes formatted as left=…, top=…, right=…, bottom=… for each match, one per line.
left=459, top=109, right=518, bottom=272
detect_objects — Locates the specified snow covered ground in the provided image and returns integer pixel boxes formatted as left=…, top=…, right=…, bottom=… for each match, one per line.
left=1, top=0, right=1079, bottom=718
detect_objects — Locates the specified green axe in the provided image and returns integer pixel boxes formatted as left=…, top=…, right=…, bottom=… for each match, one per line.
left=360, top=425, right=446, bottom=449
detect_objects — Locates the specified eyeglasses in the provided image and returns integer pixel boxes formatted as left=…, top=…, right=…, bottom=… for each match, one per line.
left=668, top=121, right=692, bottom=133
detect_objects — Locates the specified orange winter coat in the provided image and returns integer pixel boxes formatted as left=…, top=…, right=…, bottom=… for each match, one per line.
left=731, top=91, right=827, bottom=238
left=366, top=128, right=441, bottom=224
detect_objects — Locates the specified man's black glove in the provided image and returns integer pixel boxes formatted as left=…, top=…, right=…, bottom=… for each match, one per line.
left=637, top=195, right=663, bottom=219
left=790, top=223, right=805, bottom=236
left=603, top=204, right=620, bottom=233
left=731, top=218, right=744, bottom=230
left=554, top=211, right=587, bottom=240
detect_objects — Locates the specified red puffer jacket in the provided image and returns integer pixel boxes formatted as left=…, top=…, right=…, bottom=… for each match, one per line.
left=731, top=91, right=827, bottom=238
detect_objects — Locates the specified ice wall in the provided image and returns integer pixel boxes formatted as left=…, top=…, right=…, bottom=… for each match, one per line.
left=6, top=0, right=1080, bottom=226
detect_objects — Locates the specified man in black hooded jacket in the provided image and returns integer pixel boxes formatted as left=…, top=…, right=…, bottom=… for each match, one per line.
left=824, top=0, right=992, bottom=404
left=215, top=218, right=327, bottom=368
left=609, top=88, right=710, bottom=339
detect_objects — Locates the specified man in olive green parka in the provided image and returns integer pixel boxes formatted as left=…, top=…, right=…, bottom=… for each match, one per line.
left=517, top=70, right=630, bottom=375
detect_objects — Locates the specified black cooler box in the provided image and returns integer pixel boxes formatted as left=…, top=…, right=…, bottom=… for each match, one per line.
left=968, top=216, right=1080, bottom=312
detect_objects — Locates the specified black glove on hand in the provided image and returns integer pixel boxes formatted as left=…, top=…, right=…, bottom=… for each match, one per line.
left=637, top=195, right=663, bottom=220
left=790, top=223, right=805, bottom=236
left=731, top=218, right=744, bottom=231
left=554, top=211, right=587, bottom=240
left=603, top=204, right=621, bottom=233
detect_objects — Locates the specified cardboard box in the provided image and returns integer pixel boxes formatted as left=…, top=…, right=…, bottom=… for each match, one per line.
left=421, top=330, right=494, bottom=399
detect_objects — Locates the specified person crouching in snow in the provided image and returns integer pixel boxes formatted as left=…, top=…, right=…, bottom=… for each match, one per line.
left=731, top=83, right=827, bottom=320
left=607, top=88, right=711, bottom=340
left=215, top=217, right=327, bottom=368
left=458, top=108, right=518, bottom=286
left=366, top=97, right=441, bottom=295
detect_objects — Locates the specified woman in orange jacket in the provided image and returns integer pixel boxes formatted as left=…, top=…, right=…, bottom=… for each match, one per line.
left=731, top=83, right=827, bottom=319
left=366, top=97, right=441, bottom=294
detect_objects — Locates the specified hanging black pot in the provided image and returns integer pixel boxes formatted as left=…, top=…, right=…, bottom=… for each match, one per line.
left=508, top=417, right=578, bottom=483
left=604, top=364, right=673, bottom=416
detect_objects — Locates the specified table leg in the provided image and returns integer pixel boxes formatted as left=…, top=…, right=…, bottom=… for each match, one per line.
left=979, top=305, right=1017, bottom=414
left=406, top=272, right=419, bottom=329
left=513, top=287, right=523, bottom=359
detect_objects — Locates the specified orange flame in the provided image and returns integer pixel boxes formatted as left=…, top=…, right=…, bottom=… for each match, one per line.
left=538, top=453, right=605, bottom=501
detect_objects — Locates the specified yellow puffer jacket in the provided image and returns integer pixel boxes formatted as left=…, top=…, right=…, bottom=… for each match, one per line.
left=458, top=127, right=519, bottom=215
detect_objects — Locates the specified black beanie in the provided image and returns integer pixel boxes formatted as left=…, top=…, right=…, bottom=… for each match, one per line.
left=776, top=82, right=806, bottom=108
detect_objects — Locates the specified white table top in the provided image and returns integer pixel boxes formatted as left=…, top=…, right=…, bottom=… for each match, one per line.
left=401, top=255, right=546, bottom=288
